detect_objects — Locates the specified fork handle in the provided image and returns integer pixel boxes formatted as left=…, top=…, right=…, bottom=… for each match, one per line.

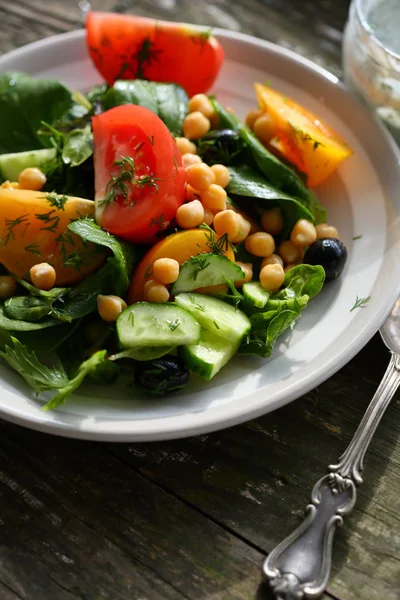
left=263, top=352, right=400, bottom=600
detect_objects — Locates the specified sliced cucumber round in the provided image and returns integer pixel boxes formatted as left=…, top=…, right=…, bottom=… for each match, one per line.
left=242, top=281, right=270, bottom=309
left=180, top=329, right=237, bottom=380
left=171, top=253, right=244, bottom=295
left=175, top=292, right=250, bottom=344
left=116, top=302, right=201, bottom=349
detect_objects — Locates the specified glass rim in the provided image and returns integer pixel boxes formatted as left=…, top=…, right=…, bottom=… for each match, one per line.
left=355, top=0, right=400, bottom=61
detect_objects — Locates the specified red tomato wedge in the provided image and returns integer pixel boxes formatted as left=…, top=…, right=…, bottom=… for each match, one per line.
left=86, top=11, right=224, bottom=96
left=93, top=104, right=186, bottom=244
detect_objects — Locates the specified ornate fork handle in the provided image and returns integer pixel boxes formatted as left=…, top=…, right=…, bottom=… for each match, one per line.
left=263, top=352, right=400, bottom=600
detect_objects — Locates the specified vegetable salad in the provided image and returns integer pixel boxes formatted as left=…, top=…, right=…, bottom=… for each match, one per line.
left=0, top=12, right=351, bottom=407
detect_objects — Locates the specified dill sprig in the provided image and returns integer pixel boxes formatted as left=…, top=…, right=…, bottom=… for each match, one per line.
left=189, top=256, right=210, bottom=281
left=99, top=155, right=161, bottom=209
left=0, top=214, right=30, bottom=247
left=46, top=192, right=68, bottom=211
left=350, top=295, right=371, bottom=312
left=199, top=223, right=234, bottom=256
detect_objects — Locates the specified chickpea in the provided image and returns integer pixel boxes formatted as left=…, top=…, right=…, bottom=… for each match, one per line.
left=153, top=258, right=180, bottom=284
left=188, top=94, right=215, bottom=119
left=245, top=108, right=264, bottom=130
left=185, top=184, right=201, bottom=202
left=235, top=262, right=253, bottom=288
left=278, top=240, right=303, bottom=265
left=200, top=184, right=227, bottom=212
left=175, top=137, right=197, bottom=155
left=245, top=232, right=275, bottom=257
left=203, top=207, right=214, bottom=226
left=30, top=262, right=56, bottom=291
left=182, top=153, right=202, bottom=168
left=316, top=223, right=339, bottom=239
left=261, top=208, right=284, bottom=236
left=253, top=113, right=277, bottom=144
left=213, top=210, right=240, bottom=241
left=183, top=111, right=211, bottom=139
left=18, top=167, right=47, bottom=191
left=284, top=263, right=300, bottom=273
left=210, top=164, right=230, bottom=188
left=1, top=181, right=20, bottom=190
left=231, top=214, right=251, bottom=244
left=259, top=263, right=285, bottom=292
left=176, top=200, right=204, bottom=228
left=261, top=253, right=284, bottom=269
left=144, top=279, right=170, bottom=303
left=0, top=275, right=17, bottom=299
left=97, top=295, right=127, bottom=322
left=290, top=219, right=317, bottom=248
left=186, top=163, right=215, bottom=191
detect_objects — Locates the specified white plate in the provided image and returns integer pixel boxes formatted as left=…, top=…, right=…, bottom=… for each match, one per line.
left=0, top=29, right=400, bottom=441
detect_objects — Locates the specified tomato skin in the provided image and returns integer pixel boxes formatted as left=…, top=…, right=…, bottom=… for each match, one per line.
left=92, top=104, right=186, bottom=244
left=86, top=11, right=224, bottom=96
left=254, top=83, right=353, bottom=187
left=0, top=189, right=105, bottom=285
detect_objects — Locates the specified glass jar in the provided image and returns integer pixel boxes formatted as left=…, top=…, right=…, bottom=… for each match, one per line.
left=343, top=0, right=400, bottom=143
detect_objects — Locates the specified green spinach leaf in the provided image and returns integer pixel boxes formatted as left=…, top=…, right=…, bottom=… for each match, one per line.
left=276, top=264, right=325, bottom=299
left=103, top=80, right=189, bottom=135
left=4, top=296, right=54, bottom=322
left=0, top=305, right=59, bottom=331
left=237, top=266, right=325, bottom=357
left=68, top=219, right=137, bottom=296
left=0, top=72, right=73, bottom=153
left=62, top=126, right=93, bottom=167
left=228, top=165, right=314, bottom=235
left=212, top=100, right=310, bottom=197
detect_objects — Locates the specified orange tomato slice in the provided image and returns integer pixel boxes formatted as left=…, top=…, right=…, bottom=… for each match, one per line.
left=128, top=228, right=235, bottom=302
left=0, top=189, right=106, bottom=285
left=254, top=83, right=353, bottom=187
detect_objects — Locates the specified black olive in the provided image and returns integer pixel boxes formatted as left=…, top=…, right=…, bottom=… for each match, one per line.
left=197, top=129, right=245, bottom=165
left=135, top=355, right=189, bottom=397
left=303, top=238, right=348, bottom=282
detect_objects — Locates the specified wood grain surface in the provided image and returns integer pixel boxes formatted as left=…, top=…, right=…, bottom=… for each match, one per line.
left=0, top=1, right=399, bottom=599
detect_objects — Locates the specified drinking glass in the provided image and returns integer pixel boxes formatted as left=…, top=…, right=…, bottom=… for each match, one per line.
left=343, top=0, right=400, bottom=143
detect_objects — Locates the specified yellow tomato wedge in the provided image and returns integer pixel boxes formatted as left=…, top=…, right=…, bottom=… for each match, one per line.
left=0, top=188, right=106, bottom=285
left=254, top=83, right=353, bottom=187
left=129, top=228, right=235, bottom=302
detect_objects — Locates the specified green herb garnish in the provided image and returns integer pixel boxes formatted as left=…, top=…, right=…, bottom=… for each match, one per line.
left=350, top=295, right=371, bottom=312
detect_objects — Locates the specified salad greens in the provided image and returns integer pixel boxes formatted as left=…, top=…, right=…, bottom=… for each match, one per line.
left=0, top=73, right=73, bottom=153
left=103, top=80, right=189, bottom=136
left=0, top=336, right=107, bottom=410
left=0, top=69, right=332, bottom=408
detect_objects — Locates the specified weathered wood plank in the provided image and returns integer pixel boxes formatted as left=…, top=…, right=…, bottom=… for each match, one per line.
left=0, top=423, right=271, bottom=600
left=107, top=334, right=400, bottom=600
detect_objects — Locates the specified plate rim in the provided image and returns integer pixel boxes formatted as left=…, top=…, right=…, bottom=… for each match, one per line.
left=0, top=27, right=399, bottom=442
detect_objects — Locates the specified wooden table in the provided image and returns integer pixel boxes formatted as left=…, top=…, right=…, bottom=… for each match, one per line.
left=0, top=1, right=399, bottom=599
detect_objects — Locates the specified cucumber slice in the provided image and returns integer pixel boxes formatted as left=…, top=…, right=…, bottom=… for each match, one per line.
left=171, top=253, right=244, bottom=295
left=180, top=329, right=237, bottom=380
left=175, top=292, right=251, bottom=344
left=0, top=148, right=57, bottom=182
left=242, top=281, right=270, bottom=308
left=116, top=302, right=200, bottom=349
left=110, top=346, right=174, bottom=362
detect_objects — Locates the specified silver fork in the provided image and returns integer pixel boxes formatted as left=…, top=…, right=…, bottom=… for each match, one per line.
left=263, top=296, right=400, bottom=599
